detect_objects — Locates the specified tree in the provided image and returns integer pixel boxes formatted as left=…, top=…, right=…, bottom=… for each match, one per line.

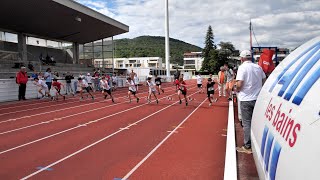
left=201, top=25, right=216, bottom=72
left=217, top=41, right=235, bottom=68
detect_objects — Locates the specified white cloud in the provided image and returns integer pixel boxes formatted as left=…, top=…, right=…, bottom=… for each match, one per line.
left=76, top=0, right=320, bottom=51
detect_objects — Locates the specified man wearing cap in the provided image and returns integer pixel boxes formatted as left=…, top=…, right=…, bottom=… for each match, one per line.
left=16, top=66, right=28, bottom=100
left=236, top=50, right=266, bottom=154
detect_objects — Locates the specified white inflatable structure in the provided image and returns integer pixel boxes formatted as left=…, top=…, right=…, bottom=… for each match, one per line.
left=252, top=36, right=320, bottom=180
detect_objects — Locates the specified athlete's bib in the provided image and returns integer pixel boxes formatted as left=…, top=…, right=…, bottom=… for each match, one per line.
left=208, top=87, right=214, bottom=91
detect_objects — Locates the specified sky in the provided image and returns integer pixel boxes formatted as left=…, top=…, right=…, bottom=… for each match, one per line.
left=76, top=0, right=320, bottom=51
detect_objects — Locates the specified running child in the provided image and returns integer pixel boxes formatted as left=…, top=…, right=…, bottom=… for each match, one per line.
left=85, top=73, right=94, bottom=92
left=155, top=75, right=164, bottom=95
left=33, top=77, right=52, bottom=99
left=146, top=77, right=159, bottom=104
left=196, top=72, right=204, bottom=93
left=174, top=78, right=179, bottom=92
left=126, top=77, right=140, bottom=103
left=177, top=77, right=189, bottom=106
left=207, top=78, right=216, bottom=106
left=100, top=76, right=115, bottom=103
left=52, top=79, right=66, bottom=100
left=78, top=77, right=94, bottom=101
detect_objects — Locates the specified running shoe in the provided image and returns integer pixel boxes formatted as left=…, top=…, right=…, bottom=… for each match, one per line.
left=236, top=146, right=252, bottom=154
left=156, top=99, right=159, bottom=104
left=63, top=96, right=66, bottom=100
left=179, top=100, right=182, bottom=104
left=162, top=89, right=164, bottom=93
left=186, top=102, right=188, bottom=106
left=92, top=96, right=94, bottom=101
left=209, top=103, right=212, bottom=106
left=112, top=98, right=115, bottom=103
left=137, top=98, right=140, bottom=103
left=104, top=95, right=107, bottom=99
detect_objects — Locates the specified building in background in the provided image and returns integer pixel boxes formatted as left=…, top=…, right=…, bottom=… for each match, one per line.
left=183, top=52, right=203, bottom=71
left=94, top=57, right=163, bottom=69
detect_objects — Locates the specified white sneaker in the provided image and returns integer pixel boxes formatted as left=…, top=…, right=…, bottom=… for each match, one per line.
left=209, top=103, right=212, bottom=106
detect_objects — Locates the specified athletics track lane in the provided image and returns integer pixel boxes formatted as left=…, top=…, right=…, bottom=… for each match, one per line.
left=0, top=80, right=228, bottom=179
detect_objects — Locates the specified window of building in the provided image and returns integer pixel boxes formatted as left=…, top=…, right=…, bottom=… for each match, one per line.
left=184, top=60, right=195, bottom=64
left=5, top=32, right=18, bottom=43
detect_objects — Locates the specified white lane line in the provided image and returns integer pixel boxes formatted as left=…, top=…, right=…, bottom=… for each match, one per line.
left=223, top=100, right=237, bottom=180
left=20, top=91, right=200, bottom=180
left=0, top=84, right=141, bottom=110
left=0, top=102, right=126, bottom=135
left=121, top=98, right=207, bottom=180
left=0, top=88, right=189, bottom=155
left=167, top=131, right=178, bottom=133
left=0, top=86, right=177, bottom=124
left=0, top=85, right=175, bottom=111
left=0, top=87, right=179, bottom=135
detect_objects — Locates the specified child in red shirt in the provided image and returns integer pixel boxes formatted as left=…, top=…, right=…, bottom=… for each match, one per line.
left=177, top=77, right=189, bottom=106
left=52, top=79, right=66, bottom=100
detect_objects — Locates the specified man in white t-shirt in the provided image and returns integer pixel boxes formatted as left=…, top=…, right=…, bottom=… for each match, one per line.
left=196, top=73, right=204, bottom=93
left=236, top=50, right=266, bottom=154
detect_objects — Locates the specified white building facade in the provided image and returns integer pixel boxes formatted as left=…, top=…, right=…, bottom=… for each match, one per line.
left=94, top=57, right=162, bottom=69
left=183, top=52, right=203, bottom=71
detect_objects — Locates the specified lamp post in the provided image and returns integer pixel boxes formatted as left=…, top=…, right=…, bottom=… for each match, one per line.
left=165, top=0, right=170, bottom=79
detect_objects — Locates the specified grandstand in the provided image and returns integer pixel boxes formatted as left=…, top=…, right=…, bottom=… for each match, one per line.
left=0, top=0, right=129, bottom=79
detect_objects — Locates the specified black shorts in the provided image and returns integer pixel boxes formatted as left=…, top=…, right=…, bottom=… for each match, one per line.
left=82, top=87, right=90, bottom=92
left=129, top=90, right=136, bottom=95
left=112, top=82, right=116, bottom=85
left=207, top=91, right=214, bottom=98
left=156, top=82, right=161, bottom=86
left=197, top=84, right=202, bottom=88
left=103, top=89, right=112, bottom=95
left=179, top=89, right=187, bottom=95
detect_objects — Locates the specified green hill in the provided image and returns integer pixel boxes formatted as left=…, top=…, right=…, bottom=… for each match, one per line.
left=113, top=36, right=202, bottom=65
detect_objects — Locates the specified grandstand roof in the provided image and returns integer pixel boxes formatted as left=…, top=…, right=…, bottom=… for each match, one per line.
left=0, top=0, right=129, bottom=43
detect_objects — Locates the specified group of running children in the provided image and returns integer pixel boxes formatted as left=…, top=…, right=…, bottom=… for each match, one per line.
left=32, top=73, right=217, bottom=106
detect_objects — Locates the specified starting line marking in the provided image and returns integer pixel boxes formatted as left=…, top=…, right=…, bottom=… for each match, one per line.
left=36, top=166, right=53, bottom=171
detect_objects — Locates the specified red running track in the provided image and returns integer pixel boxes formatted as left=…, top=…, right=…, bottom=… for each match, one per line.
left=0, top=80, right=229, bottom=180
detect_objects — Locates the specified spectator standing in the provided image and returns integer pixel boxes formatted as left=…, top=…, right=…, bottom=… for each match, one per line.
left=218, top=66, right=227, bottom=97
left=224, top=64, right=234, bottom=101
left=112, top=73, right=118, bottom=91
left=173, top=69, right=180, bottom=81
left=236, top=50, right=266, bottom=154
left=44, top=68, right=53, bottom=92
left=134, top=74, right=139, bottom=92
left=53, top=71, right=59, bottom=79
left=65, top=72, right=74, bottom=95
left=16, top=66, right=28, bottom=100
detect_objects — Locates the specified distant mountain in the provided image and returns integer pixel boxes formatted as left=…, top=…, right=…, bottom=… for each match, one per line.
left=113, top=36, right=202, bottom=65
